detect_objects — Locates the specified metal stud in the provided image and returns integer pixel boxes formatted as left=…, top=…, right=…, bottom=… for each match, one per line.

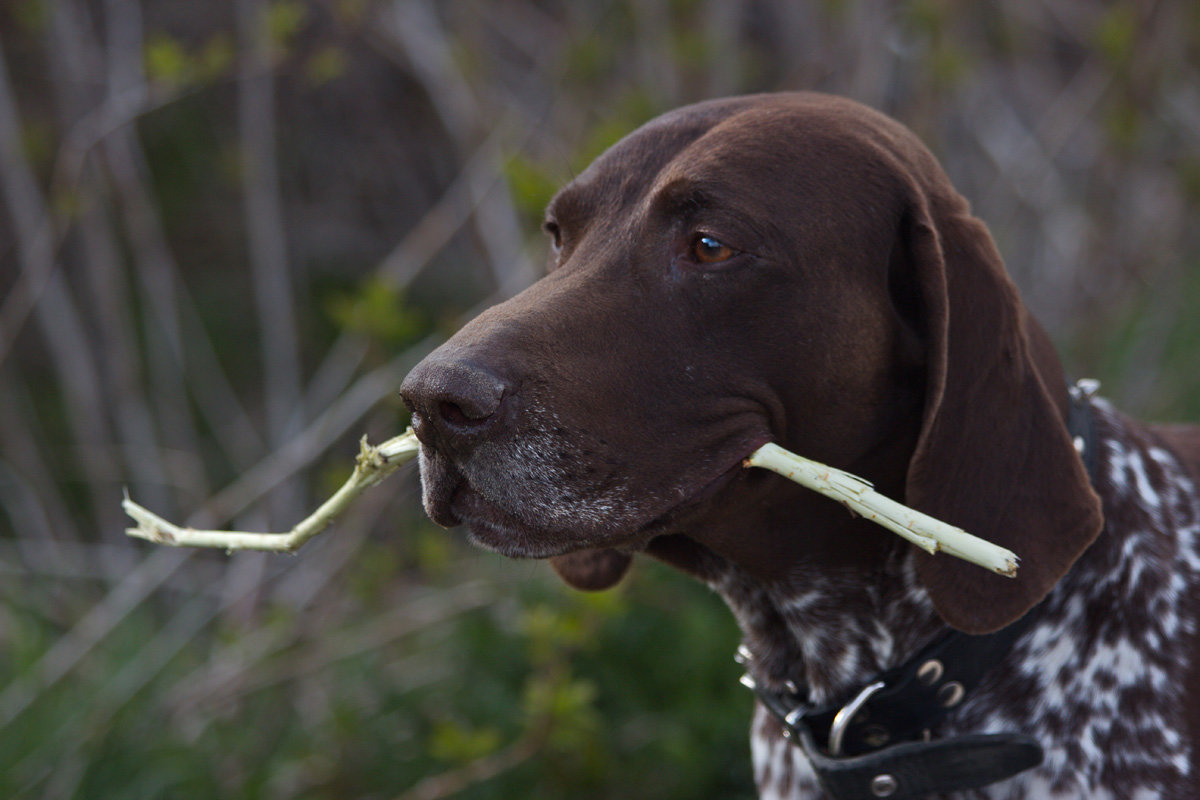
left=784, top=680, right=800, bottom=695
left=870, top=774, right=899, bottom=797
left=937, top=680, right=965, bottom=707
left=1072, top=378, right=1101, bottom=400
left=916, top=659, right=944, bottom=686
left=735, top=644, right=752, bottom=664
left=739, top=673, right=757, bottom=691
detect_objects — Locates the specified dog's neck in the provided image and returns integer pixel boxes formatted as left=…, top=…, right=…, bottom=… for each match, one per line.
left=650, top=534, right=943, bottom=707
left=724, top=552, right=943, bottom=706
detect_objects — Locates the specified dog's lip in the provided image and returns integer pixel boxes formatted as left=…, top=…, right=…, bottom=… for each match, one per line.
left=441, top=431, right=772, bottom=557
left=450, top=485, right=540, bottom=556
left=448, top=478, right=640, bottom=558
left=635, top=432, right=772, bottom=536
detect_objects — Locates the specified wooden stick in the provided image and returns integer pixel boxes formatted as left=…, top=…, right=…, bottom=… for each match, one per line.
left=744, top=443, right=1018, bottom=577
left=123, top=431, right=419, bottom=553
left=123, top=432, right=1018, bottom=577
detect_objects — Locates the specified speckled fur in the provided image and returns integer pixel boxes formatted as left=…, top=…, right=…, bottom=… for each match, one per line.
left=737, top=400, right=1200, bottom=799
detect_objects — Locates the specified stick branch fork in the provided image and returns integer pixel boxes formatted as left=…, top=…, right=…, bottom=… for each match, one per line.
left=123, top=430, right=420, bottom=554
left=122, top=433, right=1018, bottom=576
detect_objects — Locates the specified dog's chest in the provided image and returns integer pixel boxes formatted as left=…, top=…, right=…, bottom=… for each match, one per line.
left=743, top=403, right=1200, bottom=799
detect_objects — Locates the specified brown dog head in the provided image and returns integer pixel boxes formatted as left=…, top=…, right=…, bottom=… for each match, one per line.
left=399, top=93, right=1102, bottom=634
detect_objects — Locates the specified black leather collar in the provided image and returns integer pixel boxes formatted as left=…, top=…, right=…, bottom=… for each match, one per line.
left=742, top=614, right=1043, bottom=799
left=738, top=379, right=1101, bottom=799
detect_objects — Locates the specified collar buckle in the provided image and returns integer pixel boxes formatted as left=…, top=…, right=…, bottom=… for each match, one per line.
left=829, top=680, right=886, bottom=756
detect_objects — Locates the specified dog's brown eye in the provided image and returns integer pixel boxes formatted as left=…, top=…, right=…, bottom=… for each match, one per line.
left=691, top=235, right=735, bottom=264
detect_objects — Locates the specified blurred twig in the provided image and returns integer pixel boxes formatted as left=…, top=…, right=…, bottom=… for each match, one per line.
left=203, top=333, right=436, bottom=525
left=0, top=546, right=193, bottom=731
left=0, top=34, right=121, bottom=535
left=170, top=578, right=493, bottom=715
left=0, top=384, right=83, bottom=542
left=237, top=0, right=305, bottom=527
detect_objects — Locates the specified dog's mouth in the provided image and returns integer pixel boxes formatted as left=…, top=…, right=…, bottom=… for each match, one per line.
left=418, top=434, right=767, bottom=560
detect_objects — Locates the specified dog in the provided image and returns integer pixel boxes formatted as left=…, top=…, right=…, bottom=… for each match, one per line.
left=399, top=92, right=1200, bottom=799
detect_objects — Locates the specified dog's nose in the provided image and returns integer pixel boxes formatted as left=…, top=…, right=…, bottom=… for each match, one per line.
left=399, top=355, right=510, bottom=448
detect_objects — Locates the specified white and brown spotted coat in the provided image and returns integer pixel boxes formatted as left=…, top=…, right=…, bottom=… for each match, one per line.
left=723, top=401, right=1200, bottom=799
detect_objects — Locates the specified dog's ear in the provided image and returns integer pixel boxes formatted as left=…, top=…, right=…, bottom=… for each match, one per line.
left=899, top=189, right=1103, bottom=634
left=549, top=549, right=633, bottom=591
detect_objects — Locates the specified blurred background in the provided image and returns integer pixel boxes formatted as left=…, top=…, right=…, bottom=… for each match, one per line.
left=1, top=1, right=1198, bottom=797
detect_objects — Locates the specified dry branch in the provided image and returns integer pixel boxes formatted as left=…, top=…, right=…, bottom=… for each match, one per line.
left=123, top=431, right=1018, bottom=576
left=124, top=432, right=419, bottom=553
left=744, top=444, right=1019, bottom=577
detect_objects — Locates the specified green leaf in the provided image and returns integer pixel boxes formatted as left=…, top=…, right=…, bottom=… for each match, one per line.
left=198, top=34, right=236, bottom=82
left=429, top=720, right=503, bottom=763
left=413, top=527, right=453, bottom=578
left=145, top=35, right=191, bottom=87
left=503, top=155, right=562, bottom=232
left=266, top=0, right=308, bottom=54
left=306, top=46, right=348, bottom=87
left=13, top=0, right=48, bottom=33
left=326, top=278, right=426, bottom=347
left=1094, top=4, right=1138, bottom=69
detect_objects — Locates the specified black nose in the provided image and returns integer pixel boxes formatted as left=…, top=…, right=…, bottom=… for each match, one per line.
left=399, top=354, right=510, bottom=450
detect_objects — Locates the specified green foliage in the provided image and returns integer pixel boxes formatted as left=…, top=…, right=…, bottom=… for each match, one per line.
left=332, top=0, right=368, bottom=25
left=266, top=0, right=308, bottom=56
left=1178, top=156, right=1200, bottom=205
left=1103, top=97, right=1141, bottom=153
left=326, top=278, right=428, bottom=349
left=305, top=46, right=349, bottom=87
left=430, top=719, right=504, bottom=763
left=1093, top=4, right=1139, bottom=71
left=503, top=90, right=660, bottom=236
left=200, top=34, right=237, bottom=81
left=503, top=154, right=562, bottom=233
left=11, top=0, right=48, bottom=33
left=904, top=0, right=974, bottom=91
left=563, top=92, right=662, bottom=179
left=1157, top=266, right=1200, bottom=421
left=19, top=118, right=55, bottom=175
left=412, top=527, right=455, bottom=578
left=1071, top=260, right=1200, bottom=422
left=144, top=33, right=235, bottom=90
left=669, top=27, right=713, bottom=73
left=562, top=36, right=615, bottom=88
left=145, top=35, right=190, bottom=87
left=0, top=552, right=753, bottom=798
left=346, top=540, right=403, bottom=600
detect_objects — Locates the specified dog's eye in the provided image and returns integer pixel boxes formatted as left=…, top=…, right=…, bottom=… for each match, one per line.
left=690, top=234, right=736, bottom=264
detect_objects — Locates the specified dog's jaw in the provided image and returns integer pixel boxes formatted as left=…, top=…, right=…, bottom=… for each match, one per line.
left=413, top=397, right=769, bottom=561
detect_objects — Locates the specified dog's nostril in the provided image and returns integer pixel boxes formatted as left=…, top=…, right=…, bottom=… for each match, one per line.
left=400, top=356, right=509, bottom=445
left=439, top=400, right=488, bottom=427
